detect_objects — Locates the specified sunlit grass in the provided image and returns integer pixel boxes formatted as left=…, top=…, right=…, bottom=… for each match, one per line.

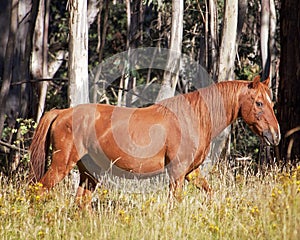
left=0, top=165, right=300, bottom=239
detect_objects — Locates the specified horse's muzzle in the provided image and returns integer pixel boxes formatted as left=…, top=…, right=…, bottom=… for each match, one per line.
left=262, top=128, right=281, bottom=146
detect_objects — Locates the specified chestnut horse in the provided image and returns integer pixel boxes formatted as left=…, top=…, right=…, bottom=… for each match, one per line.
left=30, top=76, right=280, bottom=206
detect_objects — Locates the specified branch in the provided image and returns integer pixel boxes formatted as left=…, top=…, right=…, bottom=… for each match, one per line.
left=10, top=78, right=68, bottom=86
left=285, top=126, right=300, bottom=138
left=0, top=140, right=29, bottom=153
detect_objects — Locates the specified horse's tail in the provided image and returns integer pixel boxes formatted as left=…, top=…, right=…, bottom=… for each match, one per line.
left=29, top=109, right=61, bottom=182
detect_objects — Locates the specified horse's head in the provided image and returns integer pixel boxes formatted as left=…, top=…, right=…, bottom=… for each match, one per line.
left=239, top=76, right=281, bottom=146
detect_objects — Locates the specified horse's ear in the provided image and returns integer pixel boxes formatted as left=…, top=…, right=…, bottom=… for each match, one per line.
left=262, top=76, right=270, bottom=86
left=249, top=75, right=261, bottom=89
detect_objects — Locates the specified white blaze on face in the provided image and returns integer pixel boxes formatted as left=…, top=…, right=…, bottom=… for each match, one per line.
left=265, top=93, right=272, bottom=104
left=277, top=123, right=281, bottom=140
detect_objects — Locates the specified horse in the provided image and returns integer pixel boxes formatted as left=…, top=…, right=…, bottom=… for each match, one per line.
left=29, top=76, right=280, bottom=207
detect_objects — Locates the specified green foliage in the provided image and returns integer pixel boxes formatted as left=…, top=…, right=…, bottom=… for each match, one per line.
left=49, top=0, right=69, bottom=48
left=15, top=119, right=37, bottom=154
left=231, top=118, right=261, bottom=161
left=18, top=118, right=37, bottom=137
left=2, top=118, right=36, bottom=148
left=45, top=81, right=69, bottom=111
left=235, top=63, right=260, bottom=80
left=89, top=2, right=128, bottom=67
left=1, top=118, right=36, bottom=170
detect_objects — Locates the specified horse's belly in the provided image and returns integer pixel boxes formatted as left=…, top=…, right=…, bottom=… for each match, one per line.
left=82, top=149, right=165, bottom=179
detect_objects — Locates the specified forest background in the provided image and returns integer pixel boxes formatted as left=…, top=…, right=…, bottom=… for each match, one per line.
left=0, top=0, right=299, bottom=176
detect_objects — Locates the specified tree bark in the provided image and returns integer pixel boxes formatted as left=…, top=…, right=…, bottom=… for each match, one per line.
left=91, top=0, right=109, bottom=104
left=269, top=0, right=278, bottom=97
left=279, top=0, right=300, bottom=162
left=205, top=0, right=238, bottom=170
left=0, top=0, right=39, bottom=173
left=31, top=0, right=50, bottom=123
left=0, top=0, right=37, bottom=133
left=237, top=0, right=247, bottom=43
left=208, top=0, right=218, bottom=80
left=218, top=0, right=238, bottom=81
left=0, top=0, right=18, bottom=137
left=0, top=0, right=11, bottom=78
left=68, top=0, right=89, bottom=107
left=156, top=0, right=183, bottom=102
left=87, top=0, right=99, bottom=27
left=261, top=0, right=270, bottom=81
left=116, top=0, right=143, bottom=106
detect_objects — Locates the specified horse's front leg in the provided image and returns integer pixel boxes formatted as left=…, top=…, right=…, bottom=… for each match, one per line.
left=185, top=168, right=212, bottom=196
left=75, top=160, right=97, bottom=210
left=167, top=158, right=191, bottom=202
left=169, top=175, right=185, bottom=202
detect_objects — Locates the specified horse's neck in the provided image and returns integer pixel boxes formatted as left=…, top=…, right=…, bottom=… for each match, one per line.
left=196, top=82, right=244, bottom=139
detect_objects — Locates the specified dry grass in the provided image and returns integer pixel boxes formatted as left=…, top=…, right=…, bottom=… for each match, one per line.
left=0, top=164, right=300, bottom=240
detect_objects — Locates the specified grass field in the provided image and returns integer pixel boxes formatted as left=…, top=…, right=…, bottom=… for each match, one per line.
left=0, top=164, right=300, bottom=240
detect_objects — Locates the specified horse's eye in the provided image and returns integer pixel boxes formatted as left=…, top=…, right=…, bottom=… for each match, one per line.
left=256, top=101, right=263, bottom=107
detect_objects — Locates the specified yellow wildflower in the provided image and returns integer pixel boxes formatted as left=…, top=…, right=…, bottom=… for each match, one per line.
left=102, top=189, right=108, bottom=194
left=118, top=209, right=126, bottom=216
left=209, top=224, right=219, bottom=233
left=277, top=190, right=282, bottom=195
left=37, top=230, right=45, bottom=237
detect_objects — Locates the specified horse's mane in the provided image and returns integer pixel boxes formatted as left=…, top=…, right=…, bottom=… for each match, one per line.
left=155, top=81, right=249, bottom=136
left=156, top=81, right=246, bottom=116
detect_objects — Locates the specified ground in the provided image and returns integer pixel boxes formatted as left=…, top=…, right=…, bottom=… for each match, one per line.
left=0, top=164, right=300, bottom=239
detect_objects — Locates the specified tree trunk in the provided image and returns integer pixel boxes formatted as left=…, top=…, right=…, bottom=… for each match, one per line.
left=261, top=0, right=270, bottom=81
left=156, top=0, right=183, bottom=102
left=68, top=0, right=89, bottom=107
left=269, top=0, right=278, bottom=98
left=0, top=0, right=38, bottom=133
left=87, top=0, right=99, bottom=27
left=279, top=0, right=300, bottom=162
left=19, top=0, right=39, bottom=120
left=117, top=0, right=132, bottom=107
left=237, top=0, right=248, bottom=43
left=117, top=0, right=143, bottom=107
left=0, top=0, right=39, bottom=174
left=31, top=0, right=50, bottom=123
left=218, top=0, right=238, bottom=81
left=0, top=0, right=18, bottom=137
left=205, top=0, right=238, bottom=171
left=0, top=0, right=11, bottom=78
left=208, top=0, right=218, bottom=80
left=91, top=0, right=105, bottom=104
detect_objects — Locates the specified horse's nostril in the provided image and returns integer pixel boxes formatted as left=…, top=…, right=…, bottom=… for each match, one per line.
left=274, top=133, right=281, bottom=146
left=268, top=126, right=281, bottom=146
left=262, top=130, right=280, bottom=146
left=262, top=131, right=272, bottom=146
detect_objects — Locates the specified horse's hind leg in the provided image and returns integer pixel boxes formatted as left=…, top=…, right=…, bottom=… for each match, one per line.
left=185, top=168, right=212, bottom=195
left=38, top=147, right=78, bottom=193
